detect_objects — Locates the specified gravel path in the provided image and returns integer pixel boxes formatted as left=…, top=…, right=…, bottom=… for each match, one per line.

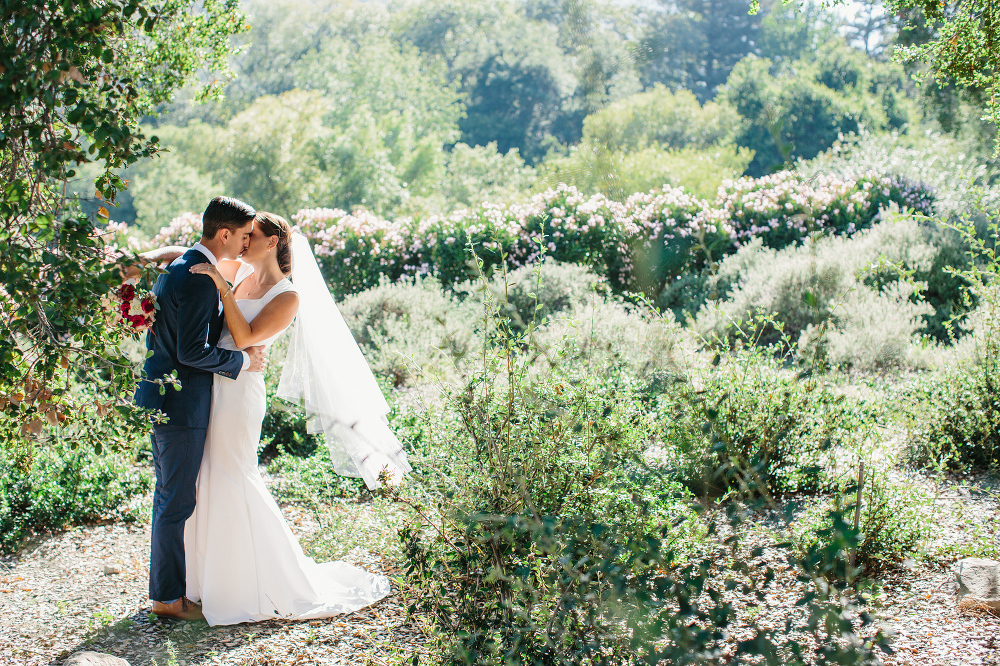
left=0, top=499, right=431, bottom=665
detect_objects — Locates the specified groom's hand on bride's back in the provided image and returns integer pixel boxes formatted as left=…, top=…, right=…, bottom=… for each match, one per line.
left=247, top=345, right=267, bottom=373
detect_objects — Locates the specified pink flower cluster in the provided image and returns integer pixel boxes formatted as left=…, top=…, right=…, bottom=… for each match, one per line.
left=122, top=171, right=934, bottom=296
left=149, top=212, right=204, bottom=248
left=717, top=171, right=933, bottom=245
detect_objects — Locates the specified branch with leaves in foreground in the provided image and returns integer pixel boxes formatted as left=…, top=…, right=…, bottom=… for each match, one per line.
left=0, top=1, right=247, bottom=458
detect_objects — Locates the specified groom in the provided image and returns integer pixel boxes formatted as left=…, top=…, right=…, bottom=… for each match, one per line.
left=135, top=196, right=266, bottom=620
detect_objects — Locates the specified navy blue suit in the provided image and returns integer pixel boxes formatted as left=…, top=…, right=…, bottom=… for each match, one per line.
left=135, top=248, right=244, bottom=602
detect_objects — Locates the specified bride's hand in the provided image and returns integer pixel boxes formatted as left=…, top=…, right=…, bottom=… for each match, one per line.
left=189, top=263, right=229, bottom=292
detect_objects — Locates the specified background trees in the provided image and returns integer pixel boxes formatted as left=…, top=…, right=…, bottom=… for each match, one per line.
left=95, top=0, right=1000, bottom=236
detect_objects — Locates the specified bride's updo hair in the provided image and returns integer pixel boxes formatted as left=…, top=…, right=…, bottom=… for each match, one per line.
left=255, top=212, right=293, bottom=276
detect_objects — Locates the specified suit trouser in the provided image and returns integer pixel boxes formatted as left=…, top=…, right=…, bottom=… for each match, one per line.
left=149, top=424, right=206, bottom=603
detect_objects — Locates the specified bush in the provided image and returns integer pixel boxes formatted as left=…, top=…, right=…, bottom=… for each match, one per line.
left=792, top=470, right=933, bottom=576
left=257, top=333, right=321, bottom=460
left=653, top=336, right=879, bottom=498
left=267, top=446, right=368, bottom=509
left=539, top=144, right=752, bottom=202
left=695, top=215, right=938, bottom=369
left=259, top=404, right=319, bottom=460
left=437, top=142, right=538, bottom=208
left=724, top=48, right=912, bottom=176
left=137, top=173, right=934, bottom=304
left=394, top=274, right=891, bottom=665
left=0, top=440, right=152, bottom=553
left=904, top=366, right=1000, bottom=470
left=393, top=265, right=709, bottom=662
left=905, top=212, right=1000, bottom=470
left=535, top=298, right=692, bottom=383
left=799, top=131, right=1000, bottom=220
left=477, top=260, right=608, bottom=330
left=338, top=276, right=481, bottom=385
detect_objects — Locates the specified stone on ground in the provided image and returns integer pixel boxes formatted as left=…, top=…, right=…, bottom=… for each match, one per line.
left=955, top=557, right=1000, bottom=610
left=64, top=652, right=130, bottom=666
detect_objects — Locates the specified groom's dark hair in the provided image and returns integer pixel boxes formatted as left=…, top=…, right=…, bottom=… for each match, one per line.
left=201, top=196, right=256, bottom=240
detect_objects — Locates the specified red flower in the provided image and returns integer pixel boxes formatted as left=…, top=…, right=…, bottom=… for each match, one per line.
left=140, top=296, right=155, bottom=313
left=118, top=283, right=135, bottom=300
left=119, top=301, right=131, bottom=316
left=130, top=314, right=147, bottom=329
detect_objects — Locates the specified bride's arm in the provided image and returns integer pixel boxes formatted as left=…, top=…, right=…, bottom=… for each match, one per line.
left=188, top=263, right=299, bottom=348
left=232, top=292, right=298, bottom=348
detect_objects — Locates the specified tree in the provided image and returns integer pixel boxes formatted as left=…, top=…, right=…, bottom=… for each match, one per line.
left=723, top=45, right=913, bottom=175
left=397, top=0, right=644, bottom=162
left=772, top=0, right=1000, bottom=150
left=296, top=33, right=464, bottom=188
left=845, top=0, right=893, bottom=57
left=129, top=151, right=221, bottom=238
left=579, top=86, right=740, bottom=152
left=437, top=142, right=537, bottom=207
left=399, top=0, right=575, bottom=162
left=538, top=87, right=752, bottom=199
left=214, top=90, right=334, bottom=219
left=638, top=0, right=767, bottom=101
left=150, top=0, right=353, bottom=126
left=0, top=1, right=246, bottom=454
left=888, top=0, right=1000, bottom=147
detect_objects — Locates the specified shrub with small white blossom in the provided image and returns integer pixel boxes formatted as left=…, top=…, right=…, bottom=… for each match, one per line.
left=147, top=211, right=204, bottom=249
left=132, top=172, right=933, bottom=298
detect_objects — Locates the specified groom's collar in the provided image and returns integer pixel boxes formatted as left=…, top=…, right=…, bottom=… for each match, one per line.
left=191, top=242, right=218, bottom=265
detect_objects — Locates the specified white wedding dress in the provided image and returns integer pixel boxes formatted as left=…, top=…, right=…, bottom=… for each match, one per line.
left=184, top=263, right=390, bottom=626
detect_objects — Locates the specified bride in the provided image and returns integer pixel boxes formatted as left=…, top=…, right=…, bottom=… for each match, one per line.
left=178, top=212, right=410, bottom=625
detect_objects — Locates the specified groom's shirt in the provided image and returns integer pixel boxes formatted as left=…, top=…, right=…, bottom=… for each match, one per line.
left=134, top=245, right=246, bottom=428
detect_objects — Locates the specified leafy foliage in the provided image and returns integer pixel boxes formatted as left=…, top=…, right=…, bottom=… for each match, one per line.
left=653, top=318, right=881, bottom=497
left=905, top=365, right=1000, bottom=470
left=392, top=257, right=892, bottom=665
left=723, top=45, right=913, bottom=176
left=793, top=470, right=933, bottom=576
left=0, top=438, right=151, bottom=553
left=904, top=205, right=1000, bottom=470
left=695, top=214, right=939, bottom=365
left=0, top=1, right=246, bottom=450
left=637, top=0, right=765, bottom=101
left=885, top=0, right=1000, bottom=149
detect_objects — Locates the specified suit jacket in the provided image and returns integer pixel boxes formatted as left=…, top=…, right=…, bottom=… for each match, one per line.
left=134, top=248, right=244, bottom=428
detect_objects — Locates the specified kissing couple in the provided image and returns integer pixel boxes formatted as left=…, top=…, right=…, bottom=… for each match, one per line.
left=133, top=196, right=411, bottom=625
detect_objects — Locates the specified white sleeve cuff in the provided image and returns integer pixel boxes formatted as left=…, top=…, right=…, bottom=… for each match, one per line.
left=241, top=351, right=250, bottom=370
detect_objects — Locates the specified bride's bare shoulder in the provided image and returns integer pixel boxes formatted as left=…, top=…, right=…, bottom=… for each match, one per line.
left=217, top=259, right=244, bottom=284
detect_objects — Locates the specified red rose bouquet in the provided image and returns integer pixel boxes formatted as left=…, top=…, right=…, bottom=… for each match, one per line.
left=112, top=280, right=157, bottom=333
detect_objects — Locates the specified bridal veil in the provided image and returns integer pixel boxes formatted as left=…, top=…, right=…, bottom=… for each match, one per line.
left=277, top=233, right=411, bottom=489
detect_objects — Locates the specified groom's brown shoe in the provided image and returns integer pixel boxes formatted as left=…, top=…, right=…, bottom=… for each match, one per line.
left=151, top=597, right=205, bottom=621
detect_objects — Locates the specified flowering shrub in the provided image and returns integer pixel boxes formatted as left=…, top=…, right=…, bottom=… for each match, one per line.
left=134, top=172, right=933, bottom=298
left=719, top=171, right=934, bottom=248
left=148, top=211, right=204, bottom=248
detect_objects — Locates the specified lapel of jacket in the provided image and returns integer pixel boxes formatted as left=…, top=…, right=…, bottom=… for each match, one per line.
left=182, top=248, right=225, bottom=341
